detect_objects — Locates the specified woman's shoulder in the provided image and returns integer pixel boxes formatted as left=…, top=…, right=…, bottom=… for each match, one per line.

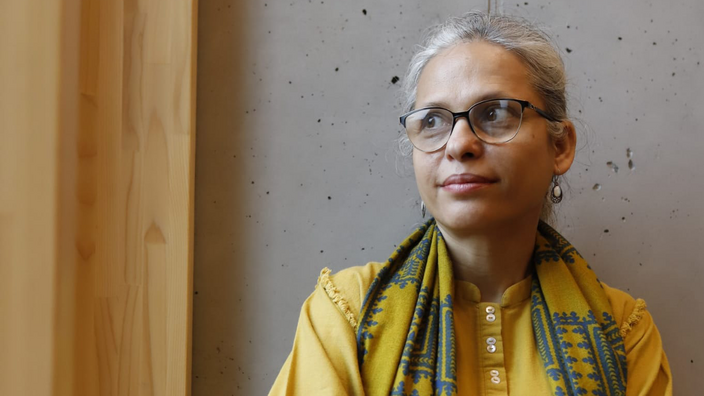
left=315, top=262, right=385, bottom=328
left=601, top=282, right=651, bottom=340
left=601, top=282, right=672, bottom=392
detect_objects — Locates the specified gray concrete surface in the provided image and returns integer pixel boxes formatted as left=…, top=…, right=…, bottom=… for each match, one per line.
left=194, top=1, right=703, bottom=394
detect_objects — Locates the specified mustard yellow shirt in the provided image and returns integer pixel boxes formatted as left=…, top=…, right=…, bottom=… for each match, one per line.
left=270, top=263, right=672, bottom=395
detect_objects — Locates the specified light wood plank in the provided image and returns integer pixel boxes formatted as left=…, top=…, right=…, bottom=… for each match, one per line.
left=0, top=2, right=62, bottom=395
left=0, top=0, right=197, bottom=395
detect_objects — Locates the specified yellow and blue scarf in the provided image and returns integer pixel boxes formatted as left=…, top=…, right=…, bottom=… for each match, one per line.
left=356, top=219, right=627, bottom=396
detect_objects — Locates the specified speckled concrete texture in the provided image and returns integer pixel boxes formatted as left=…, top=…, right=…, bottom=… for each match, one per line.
left=194, top=1, right=703, bottom=394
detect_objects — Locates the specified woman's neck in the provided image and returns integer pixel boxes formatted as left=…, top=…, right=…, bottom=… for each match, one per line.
left=438, top=215, right=539, bottom=304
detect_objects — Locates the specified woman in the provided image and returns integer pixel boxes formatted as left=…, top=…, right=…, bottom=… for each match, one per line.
left=270, top=12, right=671, bottom=396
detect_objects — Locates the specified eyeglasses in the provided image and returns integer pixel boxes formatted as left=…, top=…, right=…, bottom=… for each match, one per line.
left=399, top=98, right=559, bottom=152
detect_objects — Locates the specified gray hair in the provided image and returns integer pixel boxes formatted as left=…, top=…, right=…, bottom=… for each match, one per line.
left=398, top=11, right=570, bottom=223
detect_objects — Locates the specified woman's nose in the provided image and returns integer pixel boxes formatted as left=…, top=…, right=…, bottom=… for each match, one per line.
left=444, top=118, right=484, bottom=160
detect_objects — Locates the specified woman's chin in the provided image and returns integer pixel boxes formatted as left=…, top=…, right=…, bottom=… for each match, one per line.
left=433, top=210, right=497, bottom=234
left=432, top=204, right=543, bottom=238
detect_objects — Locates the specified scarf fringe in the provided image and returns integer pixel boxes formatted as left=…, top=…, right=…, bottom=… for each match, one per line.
left=319, top=267, right=358, bottom=330
left=619, top=298, right=647, bottom=338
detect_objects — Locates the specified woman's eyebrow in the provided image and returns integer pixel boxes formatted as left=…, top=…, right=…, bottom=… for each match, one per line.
left=473, top=91, right=512, bottom=102
left=417, top=91, right=513, bottom=110
left=417, top=101, right=451, bottom=109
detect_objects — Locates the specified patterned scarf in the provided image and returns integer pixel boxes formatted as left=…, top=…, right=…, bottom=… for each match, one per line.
left=356, top=219, right=628, bottom=396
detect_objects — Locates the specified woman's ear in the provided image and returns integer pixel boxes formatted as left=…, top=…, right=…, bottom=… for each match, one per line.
left=553, top=120, right=577, bottom=175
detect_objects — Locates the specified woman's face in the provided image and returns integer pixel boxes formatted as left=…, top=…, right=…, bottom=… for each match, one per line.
left=413, top=41, right=575, bottom=236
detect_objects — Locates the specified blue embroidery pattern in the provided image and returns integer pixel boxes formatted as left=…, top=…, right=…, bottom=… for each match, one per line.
left=357, top=220, right=458, bottom=395
left=357, top=220, right=628, bottom=396
left=531, top=222, right=628, bottom=396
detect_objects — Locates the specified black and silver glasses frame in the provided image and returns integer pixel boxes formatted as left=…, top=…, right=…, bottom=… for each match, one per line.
left=399, top=98, right=560, bottom=152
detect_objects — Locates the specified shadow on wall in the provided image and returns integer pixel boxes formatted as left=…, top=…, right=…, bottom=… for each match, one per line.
left=192, top=0, right=251, bottom=394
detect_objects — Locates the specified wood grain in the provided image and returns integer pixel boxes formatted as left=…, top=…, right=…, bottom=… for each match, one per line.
left=0, top=0, right=197, bottom=395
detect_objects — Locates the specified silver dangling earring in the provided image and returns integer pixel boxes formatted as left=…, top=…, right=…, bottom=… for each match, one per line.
left=551, top=175, right=563, bottom=203
left=421, top=201, right=426, bottom=218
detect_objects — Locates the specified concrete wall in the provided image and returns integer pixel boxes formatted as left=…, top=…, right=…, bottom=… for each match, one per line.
left=194, top=1, right=703, bottom=394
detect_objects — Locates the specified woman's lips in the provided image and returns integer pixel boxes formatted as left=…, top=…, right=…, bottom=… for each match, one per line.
left=441, top=173, right=496, bottom=193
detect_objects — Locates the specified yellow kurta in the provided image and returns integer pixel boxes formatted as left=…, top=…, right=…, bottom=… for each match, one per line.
left=270, top=263, right=672, bottom=395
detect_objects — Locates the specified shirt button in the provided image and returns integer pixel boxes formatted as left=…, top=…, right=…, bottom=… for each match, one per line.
left=487, top=344, right=497, bottom=353
left=486, top=337, right=497, bottom=345
left=491, top=376, right=501, bottom=384
left=490, top=370, right=500, bottom=377
left=485, top=306, right=496, bottom=314
left=486, top=313, right=496, bottom=322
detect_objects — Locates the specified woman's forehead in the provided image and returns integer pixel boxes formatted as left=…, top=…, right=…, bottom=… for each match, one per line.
left=416, top=41, right=537, bottom=108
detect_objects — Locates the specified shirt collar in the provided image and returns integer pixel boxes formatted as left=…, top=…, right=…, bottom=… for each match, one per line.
left=455, top=274, right=533, bottom=307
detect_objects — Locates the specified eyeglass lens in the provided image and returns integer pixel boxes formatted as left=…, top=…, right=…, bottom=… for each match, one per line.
left=404, top=99, right=524, bottom=151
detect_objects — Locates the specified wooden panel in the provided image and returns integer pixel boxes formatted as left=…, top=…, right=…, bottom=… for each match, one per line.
left=0, top=1, right=62, bottom=394
left=79, top=0, right=198, bottom=394
left=0, top=0, right=197, bottom=395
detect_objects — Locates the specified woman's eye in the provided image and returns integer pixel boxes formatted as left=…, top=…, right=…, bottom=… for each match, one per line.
left=422, top=112, right=447, bottom=129
left=484, top=107, right=509, bottom=122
